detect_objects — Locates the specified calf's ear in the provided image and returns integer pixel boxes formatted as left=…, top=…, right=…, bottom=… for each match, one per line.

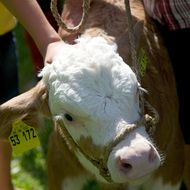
left=0, top=81, right=51, bottom=138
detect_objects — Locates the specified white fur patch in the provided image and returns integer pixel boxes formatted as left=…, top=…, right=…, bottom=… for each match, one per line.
left=76, top=150, right=108, bottom=183
left=128, top=177, right=181, bottom=190
left=61, top=175, right=89, bottom=190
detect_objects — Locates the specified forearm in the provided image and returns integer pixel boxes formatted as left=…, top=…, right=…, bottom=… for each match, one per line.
left=1, top=0, right=61, bottom=58
left=0, top=140, right=13, bottom=190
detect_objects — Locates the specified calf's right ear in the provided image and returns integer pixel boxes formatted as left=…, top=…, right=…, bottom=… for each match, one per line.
left=0, top=81, right=51, bottom=138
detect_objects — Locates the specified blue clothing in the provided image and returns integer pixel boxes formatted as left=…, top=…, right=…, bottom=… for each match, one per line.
left=0, top=31, right=19, bottom=104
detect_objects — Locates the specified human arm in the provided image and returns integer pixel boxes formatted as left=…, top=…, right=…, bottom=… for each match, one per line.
left=1, top=0, right=63, bottom=63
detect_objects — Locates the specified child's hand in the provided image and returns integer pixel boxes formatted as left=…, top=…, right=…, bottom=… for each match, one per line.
left=44, top=40, right=66, bottom=65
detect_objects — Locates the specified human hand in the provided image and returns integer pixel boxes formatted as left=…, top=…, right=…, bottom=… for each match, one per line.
left=44, top=40, right=66, bottom=65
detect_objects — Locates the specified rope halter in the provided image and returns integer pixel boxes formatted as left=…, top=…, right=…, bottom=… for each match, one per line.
left=56, top=104, right=158, bottom=183
left=50, top=0, right=90, bottom=33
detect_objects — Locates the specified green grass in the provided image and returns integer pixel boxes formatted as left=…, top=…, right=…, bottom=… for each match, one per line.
left=12, top=148, right=46, bottom=190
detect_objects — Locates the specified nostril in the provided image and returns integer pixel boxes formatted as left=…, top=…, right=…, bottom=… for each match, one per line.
left=118, top=157, right=133, bottom=174
left=121, top=162, right=132, bottom=170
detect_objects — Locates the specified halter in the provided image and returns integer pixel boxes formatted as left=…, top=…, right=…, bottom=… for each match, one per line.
left=56, top=103, right=158, bottom=183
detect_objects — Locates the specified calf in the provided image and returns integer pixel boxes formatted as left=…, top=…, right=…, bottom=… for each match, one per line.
left=0, top=0, right=186, bottom=190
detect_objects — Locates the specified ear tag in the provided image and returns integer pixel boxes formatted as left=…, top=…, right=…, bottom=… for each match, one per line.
left=138, top=48, right=148, bottom=76
left=9, top=120, right=40, bottom=156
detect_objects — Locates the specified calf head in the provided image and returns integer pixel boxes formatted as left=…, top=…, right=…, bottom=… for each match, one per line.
left=41, top=37, right=161, bottom=184
left=0, top=37, right=161, bottom=185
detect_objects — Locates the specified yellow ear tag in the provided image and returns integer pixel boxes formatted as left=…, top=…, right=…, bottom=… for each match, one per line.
left=9, top=120, right=40, bottom=156
left=138, top=48, right=148, bottom=76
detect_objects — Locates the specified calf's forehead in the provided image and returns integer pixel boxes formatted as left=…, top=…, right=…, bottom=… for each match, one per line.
left=49, top=60, right=138, bottom=119
left=41, top=37, right=139, bottom=120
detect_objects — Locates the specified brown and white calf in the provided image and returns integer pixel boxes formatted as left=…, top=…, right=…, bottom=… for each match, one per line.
left=0, top=0, right=188, bottom=190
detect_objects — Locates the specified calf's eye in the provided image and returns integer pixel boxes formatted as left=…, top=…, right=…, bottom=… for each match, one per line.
left=64, top=113, right=73, bottom=122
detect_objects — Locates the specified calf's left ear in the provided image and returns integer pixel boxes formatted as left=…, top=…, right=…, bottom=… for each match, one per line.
left=0, top=81, right=51, bottom=138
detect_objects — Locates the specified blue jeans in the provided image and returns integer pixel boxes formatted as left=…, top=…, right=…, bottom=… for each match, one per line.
left=0, top=31, right=19, bottom=104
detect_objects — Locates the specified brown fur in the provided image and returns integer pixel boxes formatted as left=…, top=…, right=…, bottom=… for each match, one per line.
left=0, top=81, right=49, bottom=138
left=0, top=0, right=188, bottom=189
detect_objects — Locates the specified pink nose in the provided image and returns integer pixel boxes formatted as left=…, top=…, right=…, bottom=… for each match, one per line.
left=117, top=145, right=160, bottom=179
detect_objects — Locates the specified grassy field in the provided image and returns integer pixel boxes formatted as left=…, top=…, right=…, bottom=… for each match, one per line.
left=12, top=24, right=100, bottom=190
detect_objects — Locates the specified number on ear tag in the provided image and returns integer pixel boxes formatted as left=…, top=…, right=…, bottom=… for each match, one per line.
left=9, top=120, right=40, bottom=156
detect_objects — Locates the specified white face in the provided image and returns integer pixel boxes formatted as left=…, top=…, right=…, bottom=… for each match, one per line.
left=41, top=37, right=161, bottom=184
